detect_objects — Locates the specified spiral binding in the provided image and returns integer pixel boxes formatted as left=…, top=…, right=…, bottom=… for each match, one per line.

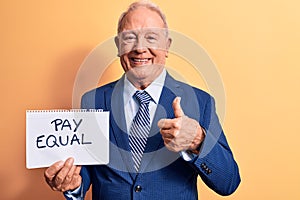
left=26, top=109, right=104, bottom=113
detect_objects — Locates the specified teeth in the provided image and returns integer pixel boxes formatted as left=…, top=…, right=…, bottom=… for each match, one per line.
left=132, top=58, right=150, bottom=62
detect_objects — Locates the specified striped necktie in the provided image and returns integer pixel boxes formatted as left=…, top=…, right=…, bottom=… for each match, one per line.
left=129, top=91, right=152, bottom=172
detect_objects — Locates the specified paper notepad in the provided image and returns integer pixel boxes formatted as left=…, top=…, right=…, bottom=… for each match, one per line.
left=26, top=109, right=109, bottom=169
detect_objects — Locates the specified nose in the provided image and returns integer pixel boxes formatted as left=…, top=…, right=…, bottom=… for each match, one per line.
left=133, top=38, right=147, bottom=53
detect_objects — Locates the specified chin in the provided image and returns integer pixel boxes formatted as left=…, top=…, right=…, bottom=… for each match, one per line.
left=125, top=63, right=164, bottom=86
left=127, top=68, right=149, bottom=80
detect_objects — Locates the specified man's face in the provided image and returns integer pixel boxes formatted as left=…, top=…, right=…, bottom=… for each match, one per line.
left=116, top=7, right=171, bottom=89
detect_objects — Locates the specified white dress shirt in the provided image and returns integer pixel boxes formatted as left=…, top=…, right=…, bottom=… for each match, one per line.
left=123, top=69, right=166, bottom=132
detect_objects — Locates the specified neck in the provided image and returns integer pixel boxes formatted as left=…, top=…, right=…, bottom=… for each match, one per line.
left=131, top=80, right=151, bottom=90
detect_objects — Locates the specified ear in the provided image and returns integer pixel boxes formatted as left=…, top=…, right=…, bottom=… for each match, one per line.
left=165, top=37, right=172, bottom=58
left=114, top=36, right=120, bottom=57
left=167, top=37, right=172, bottom=49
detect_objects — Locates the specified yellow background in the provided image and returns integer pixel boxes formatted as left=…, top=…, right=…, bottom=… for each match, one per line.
left=1, top=0, right=300, bottom=199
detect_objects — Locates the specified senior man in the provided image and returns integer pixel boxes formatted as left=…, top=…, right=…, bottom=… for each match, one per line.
left=44, top=1, right=241, bottom=199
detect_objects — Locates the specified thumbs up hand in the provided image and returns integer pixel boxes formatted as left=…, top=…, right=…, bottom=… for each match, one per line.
left=157, top=97, right=205, bottom=153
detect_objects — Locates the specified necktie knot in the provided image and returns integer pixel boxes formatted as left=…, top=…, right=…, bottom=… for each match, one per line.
left=134, top=91, right=152, bottom=105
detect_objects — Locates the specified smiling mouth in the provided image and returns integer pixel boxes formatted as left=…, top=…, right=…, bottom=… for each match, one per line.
left=130, top=58, right=152, bottom=65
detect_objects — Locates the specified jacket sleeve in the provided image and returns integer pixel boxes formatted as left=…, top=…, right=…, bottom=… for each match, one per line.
left=190, top=95, right=241, bottom=196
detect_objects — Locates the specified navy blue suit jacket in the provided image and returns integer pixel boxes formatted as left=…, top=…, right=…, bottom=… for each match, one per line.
left=75, top=73, right=240, bottom=200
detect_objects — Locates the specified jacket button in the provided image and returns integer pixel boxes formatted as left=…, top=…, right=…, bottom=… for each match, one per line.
left=205, top=168, right=211, bottom=174
left=135, top=185, right=142, bottom=192
left=201, top=163, right=207, bottom=169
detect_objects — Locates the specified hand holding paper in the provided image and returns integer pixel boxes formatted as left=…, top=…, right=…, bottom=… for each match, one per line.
left=44, top=157, right=82, bottom=192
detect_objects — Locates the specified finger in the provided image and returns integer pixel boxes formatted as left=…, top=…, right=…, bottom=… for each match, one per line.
left=61, top=165, right=76, bottom=187
left=158, top=118, right=180, bottom=129
left=61, top=165, right=82, bottom=192
left=164, top=141, right=178, bottom=152
left=74, top=165, right=82, bottom=175
left=157, top=118, right=166, bottom=128
left=163, top=137, right=172, bottom=145
left=44, top=160, right=64, bottom=182
left=54, top=158, right=74, bottom=186
left=172, top=97, right=184, bottom=118
left=160, top=129, right=175, bottom=139
left=71, top=166, right=83, bottom=189
left=71, top=166, right=82, bottom=186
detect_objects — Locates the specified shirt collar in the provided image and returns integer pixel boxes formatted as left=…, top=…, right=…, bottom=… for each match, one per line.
left=124, top=69, right=166, bottom=104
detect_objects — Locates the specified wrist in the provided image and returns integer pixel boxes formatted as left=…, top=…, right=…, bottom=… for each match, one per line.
left=188, top=126, right=206, bottom=155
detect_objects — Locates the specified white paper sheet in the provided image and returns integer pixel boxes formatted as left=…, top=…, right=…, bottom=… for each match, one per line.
left=26, top=110, right=109, bottom=169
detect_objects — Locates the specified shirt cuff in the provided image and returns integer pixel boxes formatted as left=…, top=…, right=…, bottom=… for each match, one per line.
left=180, top=151, right=197, bottom=161
left=64, top=184, right=82, bottom=200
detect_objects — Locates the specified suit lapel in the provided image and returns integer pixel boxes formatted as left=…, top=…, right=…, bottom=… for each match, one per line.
left=138, top=73, right=184, bottom=174
left=107, top=76, right=136, bottom=179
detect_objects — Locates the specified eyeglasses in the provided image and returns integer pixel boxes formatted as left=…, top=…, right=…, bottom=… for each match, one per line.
left=117, top=28, right=169, bottom=56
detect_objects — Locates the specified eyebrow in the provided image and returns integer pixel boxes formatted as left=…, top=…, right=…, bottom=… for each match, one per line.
left=145, top=31, right=160, bottom=35
left=121, top=30, right=163, bottom=36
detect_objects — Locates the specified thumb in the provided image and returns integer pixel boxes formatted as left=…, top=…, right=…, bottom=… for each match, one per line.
left=172, top=97, right=184, bottom=118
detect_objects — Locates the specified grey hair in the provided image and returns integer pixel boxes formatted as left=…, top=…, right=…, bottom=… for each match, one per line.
left=117, top=0, right=168, bottom=34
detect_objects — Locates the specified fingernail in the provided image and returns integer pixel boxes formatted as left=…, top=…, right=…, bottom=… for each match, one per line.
left=64, top=157, right=74, bottom=166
